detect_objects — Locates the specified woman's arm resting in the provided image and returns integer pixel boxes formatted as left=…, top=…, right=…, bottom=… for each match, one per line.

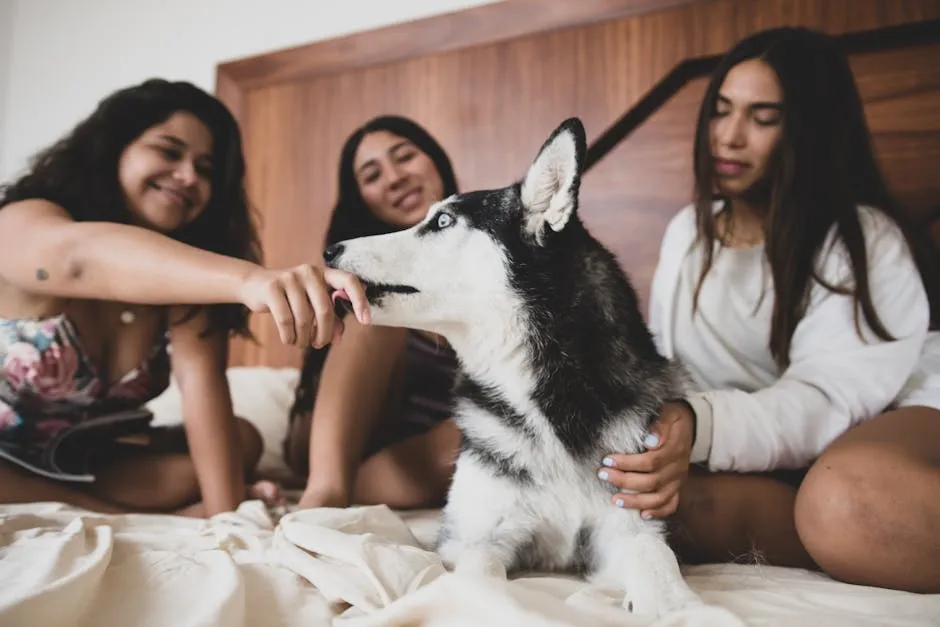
left=168, top=306, right=245, bottom=514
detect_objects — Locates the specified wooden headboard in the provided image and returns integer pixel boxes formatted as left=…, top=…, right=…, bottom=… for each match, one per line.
left=216, top=0, right=940, bottom=369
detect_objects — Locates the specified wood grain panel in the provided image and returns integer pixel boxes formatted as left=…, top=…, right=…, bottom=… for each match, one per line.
left=853, top=41, right=940, bottom=221
left=731, top=0, right=940, bottom=35
left=223, top=0, right=940, bottom=368
left=218, top=0, right=703, bottom=93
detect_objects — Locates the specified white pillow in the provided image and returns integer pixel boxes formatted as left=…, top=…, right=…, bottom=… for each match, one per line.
left=146, top=366, right=301, bottom=479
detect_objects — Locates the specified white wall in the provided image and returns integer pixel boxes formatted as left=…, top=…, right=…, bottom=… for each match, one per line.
left=0, top=0, right=500, bottom=183
left=0, top=0, right=15, bottom=179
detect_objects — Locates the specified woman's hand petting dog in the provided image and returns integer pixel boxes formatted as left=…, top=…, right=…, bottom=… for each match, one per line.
left=598, top=401, right=695, bottom=519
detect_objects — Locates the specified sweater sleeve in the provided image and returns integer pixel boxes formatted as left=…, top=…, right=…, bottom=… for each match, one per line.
left=685, top=208, right=930, bottom=472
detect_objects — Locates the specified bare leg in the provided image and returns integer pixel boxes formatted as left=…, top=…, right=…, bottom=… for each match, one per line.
left=85, top=417, right=271, bottom=514
left=287, top=388, right=403, bottom=508
left=795, top=406, right=940, bottom=593
left=293, top=326, right=411, bottom=507
left=668, top=466, right=817, bottom=569
left=0, top=459, right=128, bottom=513
left=671, top=406, right=940, bottom=592
left=0, top=419, right=272, bottom=517
left=350, top=418, right=460, bottom=510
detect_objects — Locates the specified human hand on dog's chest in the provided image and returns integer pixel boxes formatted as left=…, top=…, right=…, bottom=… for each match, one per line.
left=597, top=402, right=695, bottom=520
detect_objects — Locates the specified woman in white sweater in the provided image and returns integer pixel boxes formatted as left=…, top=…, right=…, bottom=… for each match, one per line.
left=598, top=26, right=940, bottom=593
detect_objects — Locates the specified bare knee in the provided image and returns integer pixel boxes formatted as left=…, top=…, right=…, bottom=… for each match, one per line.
left=395, top=420, right=460, bottom=507
left=796, top=446, right=870, bottom=561
left=89, top=452, right=200, bottom=512
left=796, top=439, right=940, bottom=591
left=354, top=419, right=460, bottom=509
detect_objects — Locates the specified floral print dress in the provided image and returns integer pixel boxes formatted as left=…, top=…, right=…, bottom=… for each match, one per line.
left=0, top=314, right=170, bottom=481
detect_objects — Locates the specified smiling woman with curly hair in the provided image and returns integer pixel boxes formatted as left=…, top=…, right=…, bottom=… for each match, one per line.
left=0, top=78, right=369, bottom=517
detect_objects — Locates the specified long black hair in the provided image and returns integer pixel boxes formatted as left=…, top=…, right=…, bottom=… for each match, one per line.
left=0, top=78, right=261, bottom=338
left=291, top=115, right=459, bottom=417
left=690, top=26, right=939, bottom=369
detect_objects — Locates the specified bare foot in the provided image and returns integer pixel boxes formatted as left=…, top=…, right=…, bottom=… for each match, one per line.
left=297, top=484, right=350, bottom=510
left=173, top=481, right=283, bottom=518
left=248, top=480, right=284, bottom=507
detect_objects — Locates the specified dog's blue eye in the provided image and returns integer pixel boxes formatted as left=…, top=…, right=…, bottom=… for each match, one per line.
left=436, top=213, right=454, bottom=229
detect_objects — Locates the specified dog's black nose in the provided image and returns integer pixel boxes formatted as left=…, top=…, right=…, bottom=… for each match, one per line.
left=323, top=243, right=345, bottom=265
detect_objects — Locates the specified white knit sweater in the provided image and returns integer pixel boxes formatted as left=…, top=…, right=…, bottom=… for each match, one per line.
left=648, top=203, right=936, bottom=472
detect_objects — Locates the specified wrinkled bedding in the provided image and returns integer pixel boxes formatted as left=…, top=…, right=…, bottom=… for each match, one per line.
left=2, top=367, right=937, bottom=627
left=1, top=501, right=938, bottom=627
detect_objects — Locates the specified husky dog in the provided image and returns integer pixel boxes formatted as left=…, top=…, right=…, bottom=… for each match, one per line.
left=325, top=118, right=703, bottom=617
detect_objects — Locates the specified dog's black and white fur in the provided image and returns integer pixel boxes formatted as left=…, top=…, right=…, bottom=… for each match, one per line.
left=325, top=118, right=703, bottom=617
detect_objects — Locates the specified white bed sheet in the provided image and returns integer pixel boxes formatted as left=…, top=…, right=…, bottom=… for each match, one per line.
left=1, top=501, right=937, bottom=627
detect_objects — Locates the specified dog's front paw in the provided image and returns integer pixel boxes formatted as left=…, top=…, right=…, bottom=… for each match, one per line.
left=622, top=580, right=703, bottom=618
left=457, top=551, right=508, bottom=579
left=440, top=542, right=508, bottom=580
left=590, top=567, right=702, bottom=618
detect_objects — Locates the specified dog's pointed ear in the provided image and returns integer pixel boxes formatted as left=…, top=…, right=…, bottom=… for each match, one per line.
left=520, top=117, right=586, bottom=245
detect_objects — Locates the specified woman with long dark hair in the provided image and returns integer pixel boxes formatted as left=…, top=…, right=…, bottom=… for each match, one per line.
left=0, top=78, right=368, bottom=516
left=600, top=27, right=940, bottom=592
left=285, top=115, right=463, bottom=511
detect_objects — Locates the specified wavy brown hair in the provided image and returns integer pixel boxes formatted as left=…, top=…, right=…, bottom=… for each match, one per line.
left=0, top=78, right=261, bottom=338
left=691, top=27, right=939, bottom=369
